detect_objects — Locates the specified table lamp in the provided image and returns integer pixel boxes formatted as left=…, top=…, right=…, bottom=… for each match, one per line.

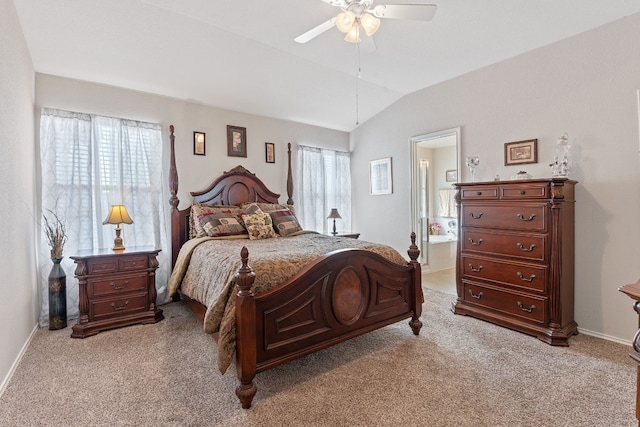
left=327, top=208, right=342, bottom=236
left=103, top=205, right=133, bottom=251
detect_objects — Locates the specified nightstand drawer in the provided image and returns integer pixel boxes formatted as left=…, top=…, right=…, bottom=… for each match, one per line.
left=87, top=259, right=118, bottom=274
left=89, top=274, right=147, bottom=297
left=119, top=256, right=148, bottom=271
left=462, top=281, right=547, bottom=324
left=91, top=294, right=148, bottom=320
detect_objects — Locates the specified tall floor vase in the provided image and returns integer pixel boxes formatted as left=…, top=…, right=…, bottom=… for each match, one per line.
left=49, top=257, right=67, bottom=330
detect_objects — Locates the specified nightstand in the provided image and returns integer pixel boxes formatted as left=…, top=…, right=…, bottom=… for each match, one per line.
left=70, top=246, right=164, bottom=338
left=326, top=232, right=360, bottom=239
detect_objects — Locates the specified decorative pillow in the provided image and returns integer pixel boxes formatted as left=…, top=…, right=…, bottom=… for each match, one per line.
left=198, top=212, right=247, bottom=237
left=269, top=209, right=302, bottom=237
left=242, top=212, right=278, bottom=240
left=240, top=202, right=296, bottom=216
left=190, top=204, right=241, bottom=238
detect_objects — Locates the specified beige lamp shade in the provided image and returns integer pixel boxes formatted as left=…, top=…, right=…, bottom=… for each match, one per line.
left=103, top=205, right=133, bottom=251
left=327, top=208, right=342, bottom=236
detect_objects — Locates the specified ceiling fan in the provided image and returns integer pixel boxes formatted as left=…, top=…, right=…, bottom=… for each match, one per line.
left=294, top=0, right=437, bottom=44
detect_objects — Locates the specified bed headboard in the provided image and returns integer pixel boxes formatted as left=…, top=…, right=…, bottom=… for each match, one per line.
left=168, top=125, right=294, bottom=266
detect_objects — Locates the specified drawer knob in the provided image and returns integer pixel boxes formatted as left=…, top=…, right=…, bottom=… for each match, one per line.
left=469, top=212, right=484, bottom=219
left=132, top=261, right=137, bottom=266
left=517, top=301, right=536, bottom=313
left=101, top=265, right=107, bottom=270
left=469, top=290, right=483, bottom=299
left=516, top=213, right=536, bottom=221
left=519, top=190, right=526, bottom=195
left=516, top=243, right=536, bottom=252
left=110, top=280, right=129, bottom=290
left=469, top=264, right=483, bottom=273
left=517, top=272, right=536, bottom=282
left=476, top=191, right=482, bottom=196
left=468, top=238, right=484, bottom=246
left=111, top=300, right=130, bottom=311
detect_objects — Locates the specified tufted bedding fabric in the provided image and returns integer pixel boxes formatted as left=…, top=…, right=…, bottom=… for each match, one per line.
left=167, top=231, right=408, bottom=374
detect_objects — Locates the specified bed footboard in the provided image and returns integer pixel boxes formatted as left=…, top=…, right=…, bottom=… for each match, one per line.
left=234, top=233, right=422, bottom=408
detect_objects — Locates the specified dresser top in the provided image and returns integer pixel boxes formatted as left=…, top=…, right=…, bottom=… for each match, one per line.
left=454, top=177, right=577, bottom=187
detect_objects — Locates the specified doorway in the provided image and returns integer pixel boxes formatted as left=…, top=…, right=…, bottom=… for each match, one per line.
left=410, top=128, right=460, bottom=271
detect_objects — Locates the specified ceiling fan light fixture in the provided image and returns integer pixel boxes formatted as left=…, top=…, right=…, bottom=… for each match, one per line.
left=360, top=13, right=380, bottom=36
left=344, top=21, right=361, bottom=43
left=336, top=11, right=356, bottom=33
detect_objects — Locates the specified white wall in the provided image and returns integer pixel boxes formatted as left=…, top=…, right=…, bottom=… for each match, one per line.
left=35, top=74, right=349, bottom=214
left=351, top=13, right=640, bottom=343
left=0, top=0, right=37, bottom=393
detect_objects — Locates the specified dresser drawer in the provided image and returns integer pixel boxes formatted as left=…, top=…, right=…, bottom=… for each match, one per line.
left=460, top=185, right=499, bottom=200
left=462, top=281, right=547, bottom=324
left=89, top=274, right=147, bottom=298
left=462, top=255, right=547, bottom=293
left=87, top=258, right=118, bottom=275
left=500, top=183, right=549, bottom=199
left=461, top=203, right=547, bottom=231
left=461, top=229, right=546, bottom=261
left=118, top=255, right=148, bottom=271
left=91, top=294, right=148, bottom=320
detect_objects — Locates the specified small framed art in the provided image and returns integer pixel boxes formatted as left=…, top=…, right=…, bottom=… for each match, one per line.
left=193, top=131, right=206, bottom=156
left=446, top=169, right=457, bottom=182
left=369, top=157, right=392, bottom=195
left=265, top=142, right=275, bottom=163
left=227, top=125, right=247, bottom=158
left=504, top=139, right=538, bottom=166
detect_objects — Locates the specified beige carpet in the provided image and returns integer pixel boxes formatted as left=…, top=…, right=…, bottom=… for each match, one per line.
left=0, top=288, right=637, bottom=427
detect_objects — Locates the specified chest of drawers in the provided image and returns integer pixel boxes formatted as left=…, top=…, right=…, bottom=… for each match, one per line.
left=452, top=178, right=577, bottom=345
left=70, top=246, right=164, bottom=338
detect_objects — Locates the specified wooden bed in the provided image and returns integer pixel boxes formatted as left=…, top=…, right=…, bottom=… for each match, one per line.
left=167, top=125, right=424, bottom=408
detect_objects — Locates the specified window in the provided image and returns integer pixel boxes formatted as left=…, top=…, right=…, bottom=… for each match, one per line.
left=38, top=108, right=168, bottom=326
left=297, top=145, right=351, bottom=233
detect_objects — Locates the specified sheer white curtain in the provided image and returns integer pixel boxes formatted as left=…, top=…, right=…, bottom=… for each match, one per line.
left=38, top=108, right=169, bottom=326
left=297, top=145, right=351, bottom=233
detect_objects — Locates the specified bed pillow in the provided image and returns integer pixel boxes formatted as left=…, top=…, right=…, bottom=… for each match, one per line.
left=197, top=212, right=247, bottom=237
left=190, top=204, right=241, bottom=238
left=269, top=209, right=303, bottom=237
left=240, top=202, right=296, bottom=216
left=242, top=212, right=278, bottom=240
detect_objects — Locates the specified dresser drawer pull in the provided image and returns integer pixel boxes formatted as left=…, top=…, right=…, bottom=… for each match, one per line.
left=517, top=301, right=536, bottom=313
left=111, top=301, right=130, bottom=311
left=131, top=261, right=137, bottom=267
left=519, top=190, right=526, bottom=195
left=476, top=191, right=482, bottom=196
left=101, top=264, right=107, bottom=270
left=109, top=280, right=129, bottom=290
left=516, top=272, right=536, bottom=282
left=468, top=238, right=484, bottom=246
left=469, top=290, right=483, bottom=299
left=516, top=243, right=536, bottom=252
left=469, top=264, right=483, bottom=273
left=469, top=212, right=484, bottom=219
left=516, top=213, right=536, bottom=221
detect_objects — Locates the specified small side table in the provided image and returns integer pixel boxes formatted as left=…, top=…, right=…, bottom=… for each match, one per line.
left=618, top=278, right=640, bottom=423
left=70, top=246, right=164, bottom=338
left=326, top=232, right=360, bottom=239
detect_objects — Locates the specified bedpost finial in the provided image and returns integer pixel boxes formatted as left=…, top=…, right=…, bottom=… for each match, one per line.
left=170, top=124, right=174, bottom=135
left=236, top=246, right=256, bottom=294
left=408, top=232, right=420, bottom=262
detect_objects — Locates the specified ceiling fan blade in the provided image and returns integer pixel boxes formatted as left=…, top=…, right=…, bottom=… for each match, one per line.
left=372, top=4, right=437, bottom=21
left=295, top=17, right=337, bottom=43
left=320, top=0, right=347, bottom=6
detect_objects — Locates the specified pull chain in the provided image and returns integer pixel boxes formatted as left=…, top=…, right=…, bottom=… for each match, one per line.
left=355, top=26, right=361, bottom=126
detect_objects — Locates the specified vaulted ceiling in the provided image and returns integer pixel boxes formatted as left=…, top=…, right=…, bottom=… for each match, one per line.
left=13, top=0, right=640, bottom=132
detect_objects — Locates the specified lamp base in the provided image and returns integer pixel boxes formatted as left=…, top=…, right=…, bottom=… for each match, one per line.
left=112, top=228, right=125, bottom=251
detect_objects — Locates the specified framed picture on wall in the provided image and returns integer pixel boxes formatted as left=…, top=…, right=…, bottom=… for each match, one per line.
left=446, top=169, right=457, bottom=182
left=369, top=157, right=392, bottom=195
left=193, top=131, right=206, bottom=156
left=227, top=125, right=247, bottom=158
left=265, top=142, right=275, bottom=163
left=504, top=138, right=537, bottom=166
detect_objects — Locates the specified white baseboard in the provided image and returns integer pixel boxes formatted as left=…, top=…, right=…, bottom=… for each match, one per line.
left=578, top=327, right=632, bottom=347
left=0, top=324, right=38, bottom=399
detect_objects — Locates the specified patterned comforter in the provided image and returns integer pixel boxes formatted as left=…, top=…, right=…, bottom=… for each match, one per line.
left=167, top=231, right=408, bottom=374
